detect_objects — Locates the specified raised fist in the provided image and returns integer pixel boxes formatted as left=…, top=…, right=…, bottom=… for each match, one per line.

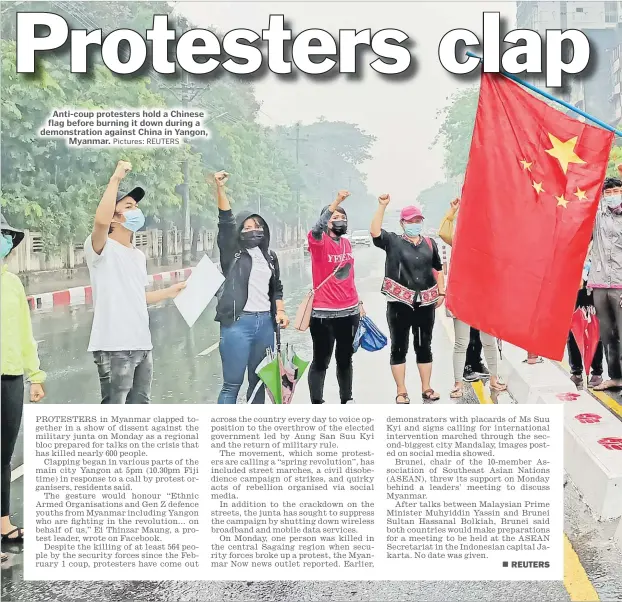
left=214, top=170, right=229, bottom=187
left=449, top=197, right=460, bottom=215
left=336, top=190, right=350, bottom=203
left=378, top=194, right=390, bottom=206
left=113, top=160, right=131, bottom=181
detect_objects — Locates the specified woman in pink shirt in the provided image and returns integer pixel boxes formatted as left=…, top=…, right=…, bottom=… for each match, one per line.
left=307, top=190, right=364, bottom=404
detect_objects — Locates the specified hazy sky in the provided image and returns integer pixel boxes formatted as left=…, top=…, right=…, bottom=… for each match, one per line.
left=177, top=1, right=517, bottom=205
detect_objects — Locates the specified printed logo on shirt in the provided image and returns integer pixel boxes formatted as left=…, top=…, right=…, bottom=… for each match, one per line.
left=328, top=252, right=353, bottom=263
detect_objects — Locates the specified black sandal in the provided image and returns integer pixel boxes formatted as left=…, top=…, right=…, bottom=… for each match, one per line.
left=2, top=528, right=23, bottom=543
left=396, top=393, right=410, bottom=404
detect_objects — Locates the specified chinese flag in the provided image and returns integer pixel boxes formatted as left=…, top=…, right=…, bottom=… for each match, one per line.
left=446, top=73, right=614, bottom=360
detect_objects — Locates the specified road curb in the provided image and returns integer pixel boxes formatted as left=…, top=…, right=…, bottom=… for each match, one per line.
left=501, top=342, right=622, bottom=522
left=615, top=518, right=622, bottom=549
left=26, top=267, right=194, bottom=311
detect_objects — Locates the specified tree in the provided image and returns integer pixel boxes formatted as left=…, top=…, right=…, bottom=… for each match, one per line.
left=432, top=87, right=479, bottom=179
left=0, top=3, right=380, bottom=253
left=416, top=178, right=462, bottom=228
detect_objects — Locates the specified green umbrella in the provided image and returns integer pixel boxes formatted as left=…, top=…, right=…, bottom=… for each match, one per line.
left=247, top=329, right=308, bottom=404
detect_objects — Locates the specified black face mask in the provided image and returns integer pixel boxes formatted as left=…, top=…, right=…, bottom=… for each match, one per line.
left=240, top=230, right=264, bottom=248
left=331, top=220, right=348, bottom=236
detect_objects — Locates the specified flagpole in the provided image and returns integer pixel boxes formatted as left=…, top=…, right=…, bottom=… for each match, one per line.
left=465, top=51, right=622, bottom=137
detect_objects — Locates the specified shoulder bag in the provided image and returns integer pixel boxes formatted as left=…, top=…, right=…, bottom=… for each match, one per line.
left=294, top=258, right=346, bottom=332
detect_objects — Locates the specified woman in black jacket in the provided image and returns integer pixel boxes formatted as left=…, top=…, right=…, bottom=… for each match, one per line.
left=214, top=171, right=289, bottom=404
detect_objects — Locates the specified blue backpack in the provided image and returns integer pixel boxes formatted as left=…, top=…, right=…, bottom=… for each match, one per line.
left=353, top=316, right=388, bottom=352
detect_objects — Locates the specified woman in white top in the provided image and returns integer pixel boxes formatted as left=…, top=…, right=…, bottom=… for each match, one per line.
left=213, top=171, right=289, bottom=404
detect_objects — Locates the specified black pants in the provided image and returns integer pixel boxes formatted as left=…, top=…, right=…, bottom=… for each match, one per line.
left=1, top=376, right=24, bottom=517
left=308, top=314, right=360, bottom=404
left=387, top=302, right=435, bottom=365
left=465, top=328, right=484, bottom=370
left=570, top=288, right=604, bottom=376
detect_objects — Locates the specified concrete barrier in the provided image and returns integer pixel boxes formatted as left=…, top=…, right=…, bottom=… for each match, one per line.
left=501, top=342, right=622, bottom=521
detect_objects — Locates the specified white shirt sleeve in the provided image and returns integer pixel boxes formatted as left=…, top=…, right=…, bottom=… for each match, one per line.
left=84, top=234, right=106, bottom=268
left=141, top=251, right=149, bottom=287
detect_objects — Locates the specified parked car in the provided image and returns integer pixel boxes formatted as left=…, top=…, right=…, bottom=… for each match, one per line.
left=351, top=230, right=371, bottom=246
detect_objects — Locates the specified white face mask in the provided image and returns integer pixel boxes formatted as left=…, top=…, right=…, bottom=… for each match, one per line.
left=607, top=194, right=622, bottom=208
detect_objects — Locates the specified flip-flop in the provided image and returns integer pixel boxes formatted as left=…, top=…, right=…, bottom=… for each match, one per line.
left=1, top=528, right=23, bottom=544
left=422, top=389, right=440, bottom=401
left=396, top=393, right=410, bottom=404
left=593, top=380, right=622, bottom=391
left=450, top=387, right=464, bottom=399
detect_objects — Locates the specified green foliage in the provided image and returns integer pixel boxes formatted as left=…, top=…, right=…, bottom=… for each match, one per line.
left=432, top=87, right=479, bottom=179
left=0, top=2, right=377, bottom=250
left=416, top=178, right=462, bottom=228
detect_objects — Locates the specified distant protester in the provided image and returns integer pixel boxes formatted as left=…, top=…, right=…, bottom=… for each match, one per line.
left=85, top=161, right=185, bottom=404
left=371, top=195, right=444, bottom=403
left=588, top=173, right=622, bottom=391
left=438, top=198, right=506, bottom=398
left=306, top=190, right=363, bottom=404
left=1, top=213, right=45, bottom=547
left=439, top=199, right=489, bottom=383
left=214, top=170, right=289, bottom=405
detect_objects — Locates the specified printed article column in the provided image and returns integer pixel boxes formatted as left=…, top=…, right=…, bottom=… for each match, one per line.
left=207, top=410, right=382, bottom=580
left=25, top=405, right=206, bottom=581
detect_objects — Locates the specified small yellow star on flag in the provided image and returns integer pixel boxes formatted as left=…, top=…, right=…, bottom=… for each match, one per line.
left=520, top=159, right=533, bottom=171
left=532, top=181, right=544, bottom=194
left=574, top=187, right=587, bottom=201
left=545, top=134, right=586, bottom=174
left=555, top=194, right=569, bottom=208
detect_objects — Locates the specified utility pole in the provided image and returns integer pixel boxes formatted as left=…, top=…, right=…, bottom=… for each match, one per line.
left=287, top=122, right=308, bottom=243
left=181, top=69, right=191, bottom=267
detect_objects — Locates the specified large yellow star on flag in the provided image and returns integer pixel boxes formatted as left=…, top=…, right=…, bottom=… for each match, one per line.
left=545, top=134, right=586, bottom=174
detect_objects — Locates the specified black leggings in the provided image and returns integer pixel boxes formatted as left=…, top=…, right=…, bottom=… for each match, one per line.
left=387, top=302, right=435, bottom=365
left=1, top=376, right=24, bottom=517
left=308, top=314, right=360, bottom=404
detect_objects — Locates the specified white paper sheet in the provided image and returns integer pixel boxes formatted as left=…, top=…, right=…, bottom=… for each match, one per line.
left=173, top=254, right=225, bottom=328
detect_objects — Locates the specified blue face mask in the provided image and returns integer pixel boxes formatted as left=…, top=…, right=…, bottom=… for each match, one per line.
left=0, top=234, right=13, bottom=259
left=120, top=208, right=145, bottom=232
left=403, top=223, right=423, bottom=237
left=607, top=194, right=622, bottom=209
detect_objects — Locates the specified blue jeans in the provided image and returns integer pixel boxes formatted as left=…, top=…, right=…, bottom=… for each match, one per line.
left=218, top=312, right=275, bottom=404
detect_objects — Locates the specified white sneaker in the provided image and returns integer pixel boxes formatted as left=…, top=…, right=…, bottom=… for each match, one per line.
left=343, top=399, right=356, bottom=404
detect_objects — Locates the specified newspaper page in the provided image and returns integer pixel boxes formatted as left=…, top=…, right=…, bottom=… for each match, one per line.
left=25, top=404, right=563, bottom=582
left=2, top=2, right=621, bottom=602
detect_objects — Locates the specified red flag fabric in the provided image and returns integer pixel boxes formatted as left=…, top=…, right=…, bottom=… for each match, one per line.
left=446, top=73, right=614, bottom=360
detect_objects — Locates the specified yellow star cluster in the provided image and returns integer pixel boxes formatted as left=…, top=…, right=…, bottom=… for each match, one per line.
left=519, top=134, right=589, bottom=209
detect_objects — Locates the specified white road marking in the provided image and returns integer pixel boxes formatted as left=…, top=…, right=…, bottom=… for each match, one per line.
left=198, top=342, right=219, bottom=357
left=11, top=465, right=24, bottom=482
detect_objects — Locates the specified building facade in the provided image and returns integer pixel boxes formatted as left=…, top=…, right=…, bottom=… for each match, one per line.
left=516, top=1, right=621, bottom=126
